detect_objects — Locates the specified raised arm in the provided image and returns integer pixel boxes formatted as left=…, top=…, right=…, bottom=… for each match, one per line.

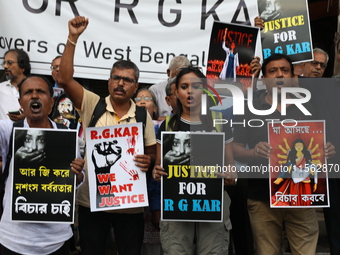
left=58, top=16, right=89, bottom=109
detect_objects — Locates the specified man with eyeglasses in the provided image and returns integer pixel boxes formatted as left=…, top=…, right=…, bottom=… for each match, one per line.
left=0, top=49, right=30, bottom=121
left=301, top=48, right=328, bottom=78
left=58, top=16, right=156, bottom=255
left=50, top=56, right=61, bottom=88
left=0, top=49, right=30, bottom=172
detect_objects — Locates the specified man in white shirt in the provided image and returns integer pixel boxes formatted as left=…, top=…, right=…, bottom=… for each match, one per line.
left=0, top=49, right=30, bottom=121
left=0, top=76, right=84, bottom=254
left=149, top=56, right=190, bottom=120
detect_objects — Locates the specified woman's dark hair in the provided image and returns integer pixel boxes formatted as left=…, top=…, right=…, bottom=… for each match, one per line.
left=163, top=133, right=175, bottom=154
left=5, top=49, right=31, bottom=76
left=168, top=66, right=216, bottom=131
left=287, top=139, right=311, bottom=165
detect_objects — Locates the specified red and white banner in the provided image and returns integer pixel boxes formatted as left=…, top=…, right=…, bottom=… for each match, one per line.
left=0, top=0, right=259, bottom=83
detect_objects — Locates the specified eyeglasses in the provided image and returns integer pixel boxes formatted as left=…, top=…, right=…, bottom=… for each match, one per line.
left=50, top=65, right=59, bottom=70
left=135, top=96, right=153, bottom=102
left=310, top=61, right=327, bottom=69
left=1, top=60, right=18, bottom=67
left=110, top=75, right=136, bottom=85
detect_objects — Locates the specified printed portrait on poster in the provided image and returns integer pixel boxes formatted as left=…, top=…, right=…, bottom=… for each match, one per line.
left=12, top=128, right=77, bottom=223
left=161, top=132, right=225, bottom=222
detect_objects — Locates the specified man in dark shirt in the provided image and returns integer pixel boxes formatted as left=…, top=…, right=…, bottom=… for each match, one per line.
left=233, top=54, right=335, bottom=255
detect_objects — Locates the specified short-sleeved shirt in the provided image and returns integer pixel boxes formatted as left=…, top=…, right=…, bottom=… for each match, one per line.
left=0, top=80, right=21, bottom=120
left=233, top=92, right=317, bottom=201
left=76, top=88, right=156, bottom=213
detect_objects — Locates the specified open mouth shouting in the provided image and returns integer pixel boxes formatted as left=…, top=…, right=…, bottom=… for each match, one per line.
left=187, top=96, right=194, bottom=104
left=29, top=100, right=43, bottom=114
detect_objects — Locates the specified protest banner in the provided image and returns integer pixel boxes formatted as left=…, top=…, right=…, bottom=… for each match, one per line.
left=268, top=120, right=329, bottom=208
left=258, top=0, right=313, bottom=63
left=0, top=1, right=259, bottom=83
left=85, top=123, right=148, bottom=212
left=161, top=132, right=224, bottom=222
left=12, top=128, right=77, bottom=223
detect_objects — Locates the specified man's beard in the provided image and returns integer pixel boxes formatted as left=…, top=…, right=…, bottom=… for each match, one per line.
left=5, top=73, right=13, bottom=80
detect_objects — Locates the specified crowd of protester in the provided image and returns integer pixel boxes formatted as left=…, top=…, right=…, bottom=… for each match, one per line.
left=0, top=12, right=339, bottom=255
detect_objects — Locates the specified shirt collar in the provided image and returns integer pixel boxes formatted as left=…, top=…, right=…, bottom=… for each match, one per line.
left=5, top=80, right=13, bottom=87
left=23, top=118, right=57, bottom=128
left=104, top=96, right=136, bottom=120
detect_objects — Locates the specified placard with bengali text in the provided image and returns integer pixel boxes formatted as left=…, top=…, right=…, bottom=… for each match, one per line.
left=11, top=128, right=77, bottom=223
left=268, top=120, right=329, bottom=208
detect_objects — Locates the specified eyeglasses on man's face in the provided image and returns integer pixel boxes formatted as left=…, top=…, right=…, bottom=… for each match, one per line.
left=1, top=60, right=18, bottom=67
left=310, top=61, right=327, bottom=69
left=50, top=65, right=59, bottom=71
left=110, top=75, right=136, bottom=85
left=135, top=96, right=153, bottom=102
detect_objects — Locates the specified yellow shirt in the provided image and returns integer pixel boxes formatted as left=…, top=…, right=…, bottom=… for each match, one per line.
left=76, top=88, right=156, bottom=213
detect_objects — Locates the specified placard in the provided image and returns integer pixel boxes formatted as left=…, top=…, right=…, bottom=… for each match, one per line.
left=11, top=128, right=77, bottom=223
left=207, top=21, right=259, bottom=89
left=161, top=132, right=224, bottom=222
left=268, top=120, right=329, bottom=208
left=258, top=0, right=313, bottom=63
left=85, top=123, right=148, bottom=211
